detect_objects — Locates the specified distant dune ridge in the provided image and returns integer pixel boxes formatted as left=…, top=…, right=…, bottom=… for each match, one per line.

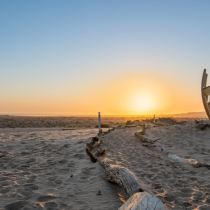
left=171, top=111, right=208, bottom=118
left=0, top=111, right=208, bottom=129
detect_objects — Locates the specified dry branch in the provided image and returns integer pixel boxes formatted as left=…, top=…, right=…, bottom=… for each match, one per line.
left=85, top=148, right=105, bottom=162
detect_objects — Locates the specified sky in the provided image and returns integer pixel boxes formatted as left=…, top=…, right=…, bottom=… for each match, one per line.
left=1, top=0, right=210, bottom=116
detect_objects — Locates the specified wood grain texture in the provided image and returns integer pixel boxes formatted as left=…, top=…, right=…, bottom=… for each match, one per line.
left=119, top=192, right=165, bottom=210
left=201, top=69, right=210, bottom=120
left=98, top=160, right=143, bottom=197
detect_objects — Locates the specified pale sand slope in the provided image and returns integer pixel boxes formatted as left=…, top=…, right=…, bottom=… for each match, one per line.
left=100, top=124, right=210, bottom=210
left=0, top=128, right=126, bottom=210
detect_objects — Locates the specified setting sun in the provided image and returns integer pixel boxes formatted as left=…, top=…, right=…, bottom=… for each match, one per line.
left=131, top=94, right=152, bottom=112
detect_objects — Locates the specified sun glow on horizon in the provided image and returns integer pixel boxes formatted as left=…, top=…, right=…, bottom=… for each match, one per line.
left=131, top=94, right=152, bottom=112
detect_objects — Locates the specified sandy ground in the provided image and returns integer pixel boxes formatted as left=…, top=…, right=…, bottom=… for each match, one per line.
left=0, top=128, right=125, bottom=210
left=1, top=117, right=210, bottom=210
left=100, top=123, right=210, bottom=209
left=0, top=115, right=135, bottom=129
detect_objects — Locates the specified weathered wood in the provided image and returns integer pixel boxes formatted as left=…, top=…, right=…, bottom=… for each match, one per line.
left=142, top=143, right=169, bottom=155
left=125, top=125, right=139, bottom=128
left=194, top=119, right=199, bottom=124
left=98, top=160, right=143, bottom=197
left=97, top=159, right=165, bottom=209
left=98, top=112, right=101, bottom=133
left=142, top=143, right=202, bottom=168
left=86, top=148, right=105, bottom=162
left=85, top=133, right=165, bottom=209
left=202, top=86, right=210, bottom=95
left=136, top=125, right=203, bottom=168
left=135, top=132, right=160, bottom=144
left=168, top=154, right=202, bottom=168
left=86, top=148, right=97, bottom=162
left=139, top=123, right=145, bottom=135
left=201, top=69, right=210, bottom=120
left=94, top=148, right=105, bottom=157
left=135, top=132, right=148, bottom=142
left=119, top=192, right=165, bottom=210
left=196, top=123, right=210, bottom=130
left=86, top=137, right=101, bottom=148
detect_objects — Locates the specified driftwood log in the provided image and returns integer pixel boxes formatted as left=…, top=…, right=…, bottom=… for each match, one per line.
left=86, top=137, right=101, bottom=148
left=139, top=123, right=145, bottom=135
left=135, top=132, right=160, bottom=144
left=119, top=192, right=165, bottom=210
left=135, top=127, right=203, bottom=168
left=85, top=138, right=165, bottom=209
left=98, top=160, right=143, bottom=197
left=86, top=148, right=105, bottom=162
left=196, top=123, right=210, bottom=130
left=87, top=153, right=165, bottom=209
left=98, top=158, right=164, bottom=209
left=142, top=143, right=202, bottom=168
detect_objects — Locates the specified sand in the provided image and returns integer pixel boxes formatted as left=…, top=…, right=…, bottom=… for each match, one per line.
left=100, top=123, right=210, bottom=209
left=0, top=128, right=125, bottom=210
left=1, top=117, right=210, bottom=209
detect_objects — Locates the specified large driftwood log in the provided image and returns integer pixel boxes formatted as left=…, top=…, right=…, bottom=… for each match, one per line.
left=85, top=132, right=165, bottom=209
left=119, top=192, right=165, bottom=210
left=98, top=160, right=143, bottom=197
left=98, top=159, right=164, bottom=209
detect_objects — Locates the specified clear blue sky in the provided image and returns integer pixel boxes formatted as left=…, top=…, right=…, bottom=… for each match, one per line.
left=1, top=0, right=210, bottom=115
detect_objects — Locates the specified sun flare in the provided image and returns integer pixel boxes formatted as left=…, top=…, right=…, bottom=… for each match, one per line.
left=131, top=94, right=153, bottom=112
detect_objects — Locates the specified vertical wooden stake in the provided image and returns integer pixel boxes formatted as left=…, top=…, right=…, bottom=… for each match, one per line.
left=154, top=114, right=155, bottom=123
left=98, top=112, right=101, bottom=134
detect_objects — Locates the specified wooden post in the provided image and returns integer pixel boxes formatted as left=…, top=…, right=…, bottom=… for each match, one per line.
left=98, top=112, right=102, bottom=134
left=153, top=114, right=155, bottom=123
